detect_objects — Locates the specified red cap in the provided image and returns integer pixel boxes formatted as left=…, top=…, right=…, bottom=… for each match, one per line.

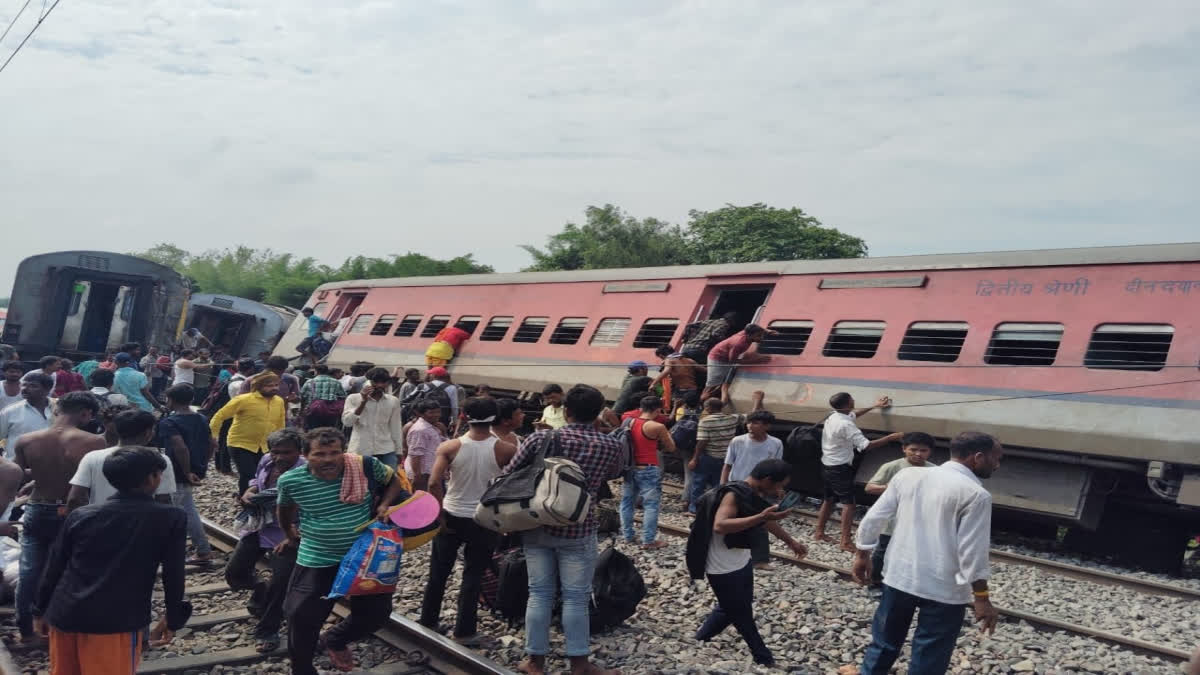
left=428, top=366, right=449, bottom=378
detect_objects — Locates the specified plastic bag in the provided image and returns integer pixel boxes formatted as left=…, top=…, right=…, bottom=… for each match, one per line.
left=326, top=523, right=404, bottom=598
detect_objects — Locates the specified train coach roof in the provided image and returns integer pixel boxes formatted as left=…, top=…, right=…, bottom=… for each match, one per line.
left=315, top=242, right=1200, bottom=291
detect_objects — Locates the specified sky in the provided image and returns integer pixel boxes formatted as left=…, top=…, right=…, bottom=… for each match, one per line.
left=1, top=0, right=1197, bottom=297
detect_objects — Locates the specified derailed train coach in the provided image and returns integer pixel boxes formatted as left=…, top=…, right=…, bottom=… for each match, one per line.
left=274, top=243, right=1200, bottom=571
left=186, top=293, right=298, bottom=358
left=4, top=251, right=189, bottom=361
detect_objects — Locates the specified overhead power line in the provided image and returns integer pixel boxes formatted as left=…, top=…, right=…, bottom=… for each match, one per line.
left=0, top=0, right=33, bottom=46
left=0, top=0, right=64, bottom=77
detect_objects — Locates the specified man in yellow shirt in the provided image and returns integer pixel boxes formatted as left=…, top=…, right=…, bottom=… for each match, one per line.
left=209, top=373, right=286, bottom=492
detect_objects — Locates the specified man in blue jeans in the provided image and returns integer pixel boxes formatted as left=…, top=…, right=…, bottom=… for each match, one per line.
left=618, top=396, right=676, bottom=549
left=11, top=391, right=107, bottom=642
left=499, top=384, right=624, bottom=675
left=842, top=431, right=1002, bottom=675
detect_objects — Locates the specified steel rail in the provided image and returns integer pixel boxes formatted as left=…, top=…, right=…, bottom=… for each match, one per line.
left=201, top=517, right=515, bottom=675
left=659, top=479, right=1200, bottom=601
left=651, top=520, right=1192, bottom=662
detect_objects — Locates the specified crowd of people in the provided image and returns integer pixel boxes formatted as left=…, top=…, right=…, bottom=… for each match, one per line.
left=2, top=314, right=1193, bottom=675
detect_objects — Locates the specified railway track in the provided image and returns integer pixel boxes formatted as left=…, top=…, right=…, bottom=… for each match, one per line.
left=659, top=479, right=1200, bottom=601
left=646, top=519, right=1194, bottom=663
left=134, top=518, right=516, bottom=675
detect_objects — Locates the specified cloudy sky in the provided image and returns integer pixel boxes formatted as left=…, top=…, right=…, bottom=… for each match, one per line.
left=1, top=1, right=1197, bottom=297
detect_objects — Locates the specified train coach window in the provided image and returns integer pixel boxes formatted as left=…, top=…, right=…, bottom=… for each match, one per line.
left=370, top=314, right=398, bottom=336
left=455, top=315, right=482, bottom=335
left=590, top=318, right=631, bottom=347
left=822, top=321, right=885, bottom=359
left=759, top=320, right=814, bottom=355
left=348, top=314, right=375, bottom=334
left=898, top=321, right=968, bottom=362
left=550, top=318, right=589, bottom=345
left=632, top=318, right=680, bottom=349
left=513, top=317, right=549, bottom=343
left=393, top=314, right=423, bottom=337
left=420, top=315, right=451, bottom=338
left=1084, top=324, right=1173, bottom=371
left=480, top=316, right=513, bottom=341
left=984, top=322, right=1063, bottom=366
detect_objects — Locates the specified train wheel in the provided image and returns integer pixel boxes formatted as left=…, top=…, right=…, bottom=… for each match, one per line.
left=1063, top=509, right=1190, bottom=575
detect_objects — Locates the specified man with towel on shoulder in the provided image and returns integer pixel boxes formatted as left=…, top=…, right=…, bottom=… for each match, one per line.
left=277, top=427, right=412, bottom=675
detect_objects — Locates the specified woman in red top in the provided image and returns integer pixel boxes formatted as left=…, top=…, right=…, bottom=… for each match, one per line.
left=618, top=396, right=676, bottom=549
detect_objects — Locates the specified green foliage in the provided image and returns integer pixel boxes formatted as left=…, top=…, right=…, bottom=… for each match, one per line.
left=520, top=205, right=693, bottom=272
left=522, top=203, right=867, bottom=271
left=688, top=203, right=867, bottom=264
left=132, top=244, right=493, bottom=306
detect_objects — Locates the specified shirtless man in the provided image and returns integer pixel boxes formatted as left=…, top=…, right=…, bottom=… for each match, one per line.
left=12, top=391, right=107, bottom=642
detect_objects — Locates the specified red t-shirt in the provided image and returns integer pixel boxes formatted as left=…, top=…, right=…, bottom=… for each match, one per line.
left=630, top=418, right=660, bottom=465
left=621, top=409, right=670, bottom=426
left=434, top=326, right=471, bottom=350
left=709, top=331, right=752, bottom=363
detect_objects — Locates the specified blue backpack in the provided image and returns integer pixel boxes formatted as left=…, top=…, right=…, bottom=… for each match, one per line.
left=671, top=416, right=699, bottom=454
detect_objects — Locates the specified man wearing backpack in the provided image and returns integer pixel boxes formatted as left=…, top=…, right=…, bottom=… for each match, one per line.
left=687, top=458, right=808, bottom=669
left=409, top=367, right=458, bottom=432
left=499, top=384, right=624, bottom=675
left=618, top=396, right=675, bottom=550
left=87, top=367, right=129, bottom=410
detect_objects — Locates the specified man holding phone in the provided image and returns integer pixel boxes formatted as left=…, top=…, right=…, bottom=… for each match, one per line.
left=341, top=368, right=405, bottom=470
left=686, top=459, right=807, bottom=669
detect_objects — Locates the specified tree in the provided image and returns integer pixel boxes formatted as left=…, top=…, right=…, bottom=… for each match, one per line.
left=520, top=204, right=694, bottom=271
left=129, top=245, right=493, bottom=307
left=522, top=203, right=867, bottom=271
left=687, top=203, right=867, bottom=264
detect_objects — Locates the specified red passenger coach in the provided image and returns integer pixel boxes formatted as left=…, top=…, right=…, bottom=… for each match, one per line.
left=275, top=243, right=1200, bottom=569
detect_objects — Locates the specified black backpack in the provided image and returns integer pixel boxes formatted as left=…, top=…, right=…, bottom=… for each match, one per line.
left=783, top=415, right=829, bottom=466
left=403, top=381, right=453, bottom=423
left=492, top=547, right=529, bottom=626
left=589, top=543, right=646, bottom=633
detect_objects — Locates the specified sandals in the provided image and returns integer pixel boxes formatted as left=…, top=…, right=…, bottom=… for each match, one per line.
left=319, top=633, right=355, bottom=672
left=255, top=635, right=281, bottom=653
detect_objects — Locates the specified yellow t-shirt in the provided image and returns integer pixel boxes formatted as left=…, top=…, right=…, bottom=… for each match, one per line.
left=541, top=404, right=567, bottom=429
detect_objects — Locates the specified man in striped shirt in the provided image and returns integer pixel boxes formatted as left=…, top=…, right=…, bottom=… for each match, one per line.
left=276, top=428, right=411, bottom=675
left=687, top=393, right=764, bottom=513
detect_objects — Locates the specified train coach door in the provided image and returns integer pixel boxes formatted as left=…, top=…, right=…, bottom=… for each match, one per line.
left=104, top=286, right=136, bottom=352
left=695, top=281, right=777, bottom=332
left=324, top=291, right=367, bottom=341
left=59, top=281, right=93, bottom=351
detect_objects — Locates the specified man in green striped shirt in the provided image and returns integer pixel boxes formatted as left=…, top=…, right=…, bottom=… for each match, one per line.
left=277, top=427, right=410, bottom=675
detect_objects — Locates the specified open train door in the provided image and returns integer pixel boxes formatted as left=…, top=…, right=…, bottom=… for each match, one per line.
left=689, top=273, right=779, bottom=333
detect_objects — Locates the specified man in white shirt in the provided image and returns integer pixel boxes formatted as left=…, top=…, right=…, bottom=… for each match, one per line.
left=67, top=409, right=177, bottom=510
left=21, top=356, right=61, bottom=392
left=814, top=392, right=902, bottom=552
left=0, top=372, right=53, bottom=460
left=173, top=350, right=197, bottom=386
left=863, top=431, right=936, bottom=592
left=842, top=431, right=1001, bottom=675
left=341, top=368, right=405, bottom=470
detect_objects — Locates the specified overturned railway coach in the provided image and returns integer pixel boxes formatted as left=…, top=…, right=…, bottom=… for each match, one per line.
left=4, top=251, right=189, bottom=361
left=187, top=293, right=298, bottom=358
left=275, top=243, right=1200, bottom=569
